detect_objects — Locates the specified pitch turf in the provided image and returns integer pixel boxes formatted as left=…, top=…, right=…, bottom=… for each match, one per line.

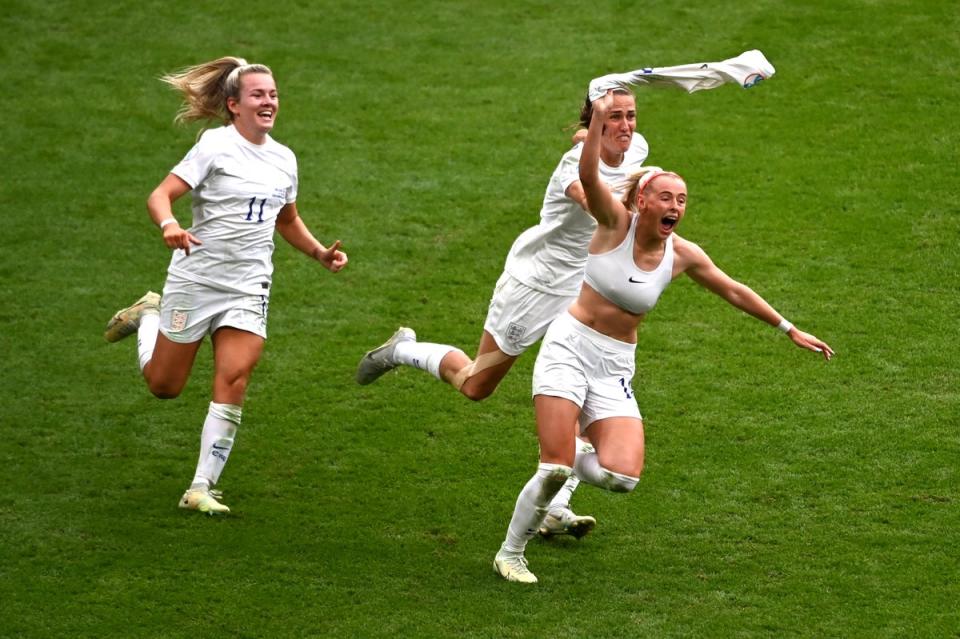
left=2, top=0, right=958, bottom=637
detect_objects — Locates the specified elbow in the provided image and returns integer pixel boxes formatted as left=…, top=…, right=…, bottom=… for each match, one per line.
left=146, top=188, right=167, bottom=214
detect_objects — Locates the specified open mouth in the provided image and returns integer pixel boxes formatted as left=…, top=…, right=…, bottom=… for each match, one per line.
left=660, top=215, right=678, bottom=232
left=257, top=110, right=274, bottom=121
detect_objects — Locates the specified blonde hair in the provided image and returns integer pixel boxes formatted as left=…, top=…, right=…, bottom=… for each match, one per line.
left=160, top=56, right=273, bottom=125
left=621, top=167, right=683, bottom=211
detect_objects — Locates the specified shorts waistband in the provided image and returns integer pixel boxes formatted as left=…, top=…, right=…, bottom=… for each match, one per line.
left=558, top=311, right=636, bottom=354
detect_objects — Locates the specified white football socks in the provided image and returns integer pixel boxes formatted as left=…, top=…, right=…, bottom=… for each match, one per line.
left=501, top=463, right=573, bottom=554
left=191, top=402, right=242, bottom=490
left=546, top=475, right=580, bottom=515
left=574, top=449, right=639, bottom=493
left=547, top=438, right=592, bottom=514
left=137, top=313, right=160, bottom=372
left=393, top=341, right=459, bottom=380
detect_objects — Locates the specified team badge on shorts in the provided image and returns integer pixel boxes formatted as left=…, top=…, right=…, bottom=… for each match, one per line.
left=171, top=310, right=188, bottom=332
left=506, top=322, right=527, bottom=344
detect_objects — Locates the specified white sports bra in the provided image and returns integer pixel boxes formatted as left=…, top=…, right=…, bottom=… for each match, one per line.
left=583, top=213, right=674, bottom=315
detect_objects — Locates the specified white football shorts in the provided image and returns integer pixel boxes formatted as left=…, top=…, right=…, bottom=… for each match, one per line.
left=483, top=272, right=577, bottom=356
left=159, top=276, right=269, bottom=343
left=532, top=311, right=641, bottom=433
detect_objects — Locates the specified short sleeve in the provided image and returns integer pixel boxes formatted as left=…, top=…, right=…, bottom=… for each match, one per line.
left=556, top=146, right=582, bottom=193
left=170, top=131, right=218, bottom=189
left=627, top=133, right=649, bottom=165
left=286, top=154, right=298, bottom=204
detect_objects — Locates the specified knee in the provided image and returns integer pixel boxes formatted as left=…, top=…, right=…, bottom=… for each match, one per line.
left=144, top=371, right=185, bottom=400
left=213, top=369, right=252, bottom=403
left=452, top=351, right=510, bottom=401
left=604, top=470, right=640, bottom=493
left=459, top=380, right=496, bottom=402
left=222, top=374, right=249, bottom=396
left=147, top=381, right=183, bottom=400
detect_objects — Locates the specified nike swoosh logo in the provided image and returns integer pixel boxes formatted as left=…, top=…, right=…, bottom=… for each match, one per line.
left=628, top=277, right=648, bottom=284
left=211, top=443, right=230, bottom=451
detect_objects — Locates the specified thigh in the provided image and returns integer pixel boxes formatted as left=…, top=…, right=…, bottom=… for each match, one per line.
left=211, top=327, right=265, bottom=403
left=584, top=416, right=645, bottom=478
left=534, top=394, right=581, bottom=466
left=144, top=332, right=203, bottom=394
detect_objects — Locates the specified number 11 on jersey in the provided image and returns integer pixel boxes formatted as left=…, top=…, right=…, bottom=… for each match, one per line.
left=246, top=197, right=267, bottom=223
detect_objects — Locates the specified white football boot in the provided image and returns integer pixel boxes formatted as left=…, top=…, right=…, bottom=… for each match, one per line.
left=178, top=488, right=230, bottom=515
left=538, top=507, right=597, bottom=539
left=355, top=327, right=416, bottom=385
left=493, top=551, right=538, bottom=584
left=104, top=291, right=161, bottom=342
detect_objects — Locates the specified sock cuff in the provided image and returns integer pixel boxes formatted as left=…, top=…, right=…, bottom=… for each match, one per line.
left=537, top=462, right=573, bottom=479
left=209, top=402, right=242, bottom=425
left=607, top=469, right=640, bottom=492
left=608, top=469, right=639, bottom=483
left=395, top=342, right=460, bottom=379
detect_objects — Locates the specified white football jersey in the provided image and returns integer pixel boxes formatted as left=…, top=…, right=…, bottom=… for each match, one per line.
left=503, top=132, right=648, bottom=296
left=166, top=124, right=298, bottom=296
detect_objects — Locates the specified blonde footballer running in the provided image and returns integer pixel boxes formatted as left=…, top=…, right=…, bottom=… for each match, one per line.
left=105, top=57, right=346, bottom=515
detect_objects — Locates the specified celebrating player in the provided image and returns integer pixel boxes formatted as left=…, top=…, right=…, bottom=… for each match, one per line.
left=356, top=88, right=647, bottom=537
left=104, top=56, right=347, bottom=515
left=492, top=90, right=833, bottom=583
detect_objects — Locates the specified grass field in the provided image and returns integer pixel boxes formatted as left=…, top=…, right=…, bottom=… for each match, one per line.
left=2, top=0, right=958, bottom=637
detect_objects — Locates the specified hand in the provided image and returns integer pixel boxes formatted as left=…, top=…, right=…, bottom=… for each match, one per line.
left=162, top=223, right=202, bottom=255
left=788, top=328, right=834, bottom=361
left=315, top=240, right=348, bottom=273
left=591, top=90, right=616, bottom=121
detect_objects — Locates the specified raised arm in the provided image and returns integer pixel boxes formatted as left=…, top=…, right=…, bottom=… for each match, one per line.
left=678, top=239, right=834, bottom=359
left=275, top=203, right=348, bottom=273
left=578, top=92, right=625, bottom=228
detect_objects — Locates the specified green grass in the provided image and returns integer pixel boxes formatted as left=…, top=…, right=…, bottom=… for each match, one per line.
left=2, top=0, right=958, bottom=637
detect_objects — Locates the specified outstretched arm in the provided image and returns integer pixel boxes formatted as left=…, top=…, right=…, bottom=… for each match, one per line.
left=275, top=203, right=348, bottom=273
left=682, top=241, right=834, bottom=360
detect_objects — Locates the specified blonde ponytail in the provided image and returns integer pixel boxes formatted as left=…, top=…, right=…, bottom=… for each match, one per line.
left=160, top=56, right=272, bottom=125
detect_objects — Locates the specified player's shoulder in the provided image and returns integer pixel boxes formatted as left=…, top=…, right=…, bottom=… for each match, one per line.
left=671, top=234, right=712, bottom=270
left=626, top=132, right=649, bottom=160
left=189, top=125, right=237, bottom=155
left=671, top=233, right=703, bottom=256
left=263, top=135, right=296, bottom=163
left=197, top=125, right=231, bottom=143
left=560, top=141, right=583, bottom=162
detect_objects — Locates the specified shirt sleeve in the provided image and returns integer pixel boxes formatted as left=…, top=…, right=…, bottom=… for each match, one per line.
left=170, top=131, right=217, bottom=189
left=556, top=147, right=582, bottom=193
left=286, top=154, right=298, bottom=204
